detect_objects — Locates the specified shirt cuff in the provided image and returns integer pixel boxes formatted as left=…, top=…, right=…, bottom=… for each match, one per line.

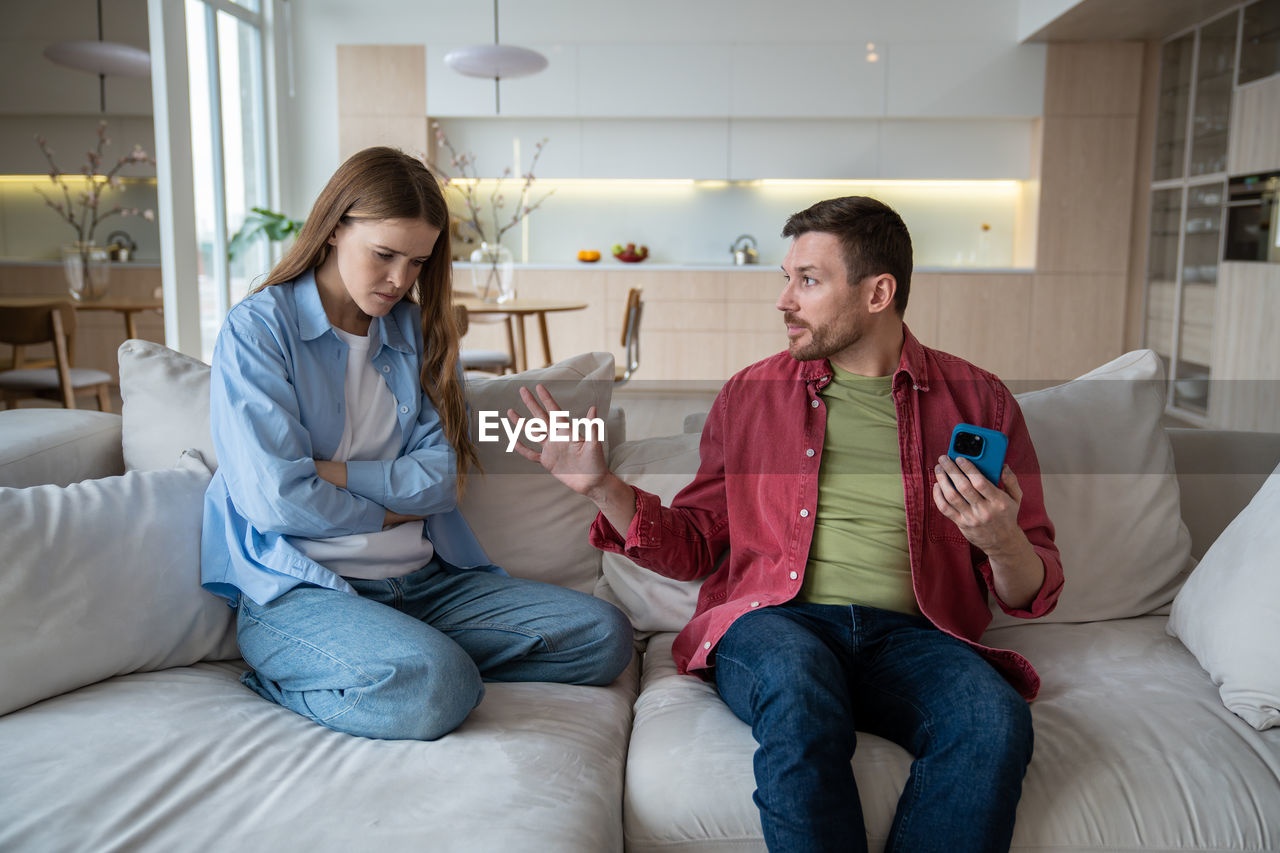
left=344, top=458, right=389, bottom=506
left=980, top=545, right=1063, bottom=619
left=587, top=485, right=662, bottom=552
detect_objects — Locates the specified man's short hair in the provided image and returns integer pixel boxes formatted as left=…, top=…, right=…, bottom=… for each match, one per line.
left=782, top=197, right=913, bottom=315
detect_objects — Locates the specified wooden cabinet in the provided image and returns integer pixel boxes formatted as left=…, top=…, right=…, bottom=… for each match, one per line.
left=454, top=266, right=1067, bottom=386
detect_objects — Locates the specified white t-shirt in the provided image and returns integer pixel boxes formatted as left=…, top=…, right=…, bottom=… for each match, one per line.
left=294, top=323, right=436, bottom=580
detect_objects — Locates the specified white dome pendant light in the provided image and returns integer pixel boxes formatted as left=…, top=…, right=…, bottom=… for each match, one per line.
left=444, top=0, right=547, bottom=114
left=44, top=0, right=151, bottom=113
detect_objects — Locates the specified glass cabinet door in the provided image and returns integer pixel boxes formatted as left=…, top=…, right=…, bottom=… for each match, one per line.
left=1240, top=0, right=1280, bottom=85
left=1154, top=34, right=1196, bottom=182
left=1189, top=12, right=1238, bottom=176
left=1173, top=181, right=1225, bottom=414
left=1144, top=188, right=1184, bottom=374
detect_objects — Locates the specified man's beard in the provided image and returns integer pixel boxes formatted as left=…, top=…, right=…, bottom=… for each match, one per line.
left=785, top=314, right=863, bottom=362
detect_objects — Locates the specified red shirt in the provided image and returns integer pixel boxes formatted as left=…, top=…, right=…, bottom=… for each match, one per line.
left=589, top=327, right=1063, bottom=700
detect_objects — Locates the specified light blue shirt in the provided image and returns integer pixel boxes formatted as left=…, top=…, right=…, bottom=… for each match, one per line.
left=200, top=270, right=494, bottom=606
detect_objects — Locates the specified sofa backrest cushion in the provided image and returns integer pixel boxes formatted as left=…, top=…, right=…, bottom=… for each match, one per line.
left=1167, top=427, right=1280, bottom=561
left=0, top=452, right=239, bottom=716
left=598, top=349, right=1196, bottom=633
left=0, top=409, right=124, bottom=487
left=119, top=339, right=217, bottom=472
left=1167, top=460, right=1280, bottom=730
left=118, top=340, right=617, bottom=593
left=596, top=432, right=704, bottom=633
left=994, top=348, right=1195, bottom=627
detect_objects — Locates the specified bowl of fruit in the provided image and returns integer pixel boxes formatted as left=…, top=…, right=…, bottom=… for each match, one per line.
left=612, top=242, right=649, bottom=263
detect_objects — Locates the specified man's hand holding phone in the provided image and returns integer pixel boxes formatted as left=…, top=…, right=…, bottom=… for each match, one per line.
left=935, top=423, right=1044, bottom=609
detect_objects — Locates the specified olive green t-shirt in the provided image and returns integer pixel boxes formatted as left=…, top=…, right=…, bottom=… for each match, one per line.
left=797, top=365, right=917, bottom=615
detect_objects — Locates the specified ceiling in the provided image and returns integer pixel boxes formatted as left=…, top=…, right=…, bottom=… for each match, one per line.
left=1024, top=0, right=1241, bottom=41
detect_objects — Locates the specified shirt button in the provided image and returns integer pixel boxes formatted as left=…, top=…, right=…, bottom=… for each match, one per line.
left=811, top=399, right=820, bottom=408
left=399, top=405, right=409, bottom=414
left=382, top=365, right=391, bottom=373
left=799, top=508, right=809, bottom=518
left=789, top=571, right=799, bottom=580
left=704, top=641, right=712, bottom=650
left=750, top=601, right=760, bottom=608
left=805, top=448, right=815, bottom=457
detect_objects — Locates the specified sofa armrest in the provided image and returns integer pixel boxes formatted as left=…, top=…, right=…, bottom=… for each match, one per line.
left=1168, top=427, right=1280, bottom=560
left=0, top=409, right=124, bottom=487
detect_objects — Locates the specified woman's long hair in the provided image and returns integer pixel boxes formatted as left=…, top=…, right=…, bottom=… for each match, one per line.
left=254, top=146, right=480, bottom=490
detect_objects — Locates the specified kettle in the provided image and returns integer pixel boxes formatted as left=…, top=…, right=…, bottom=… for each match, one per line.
left=106, top=230, right=137, bottom=262
left=730, top=234, right=758, bottom=265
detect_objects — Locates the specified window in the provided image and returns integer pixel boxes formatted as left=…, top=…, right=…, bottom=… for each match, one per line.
left=149, top=0, right=281, bottom=361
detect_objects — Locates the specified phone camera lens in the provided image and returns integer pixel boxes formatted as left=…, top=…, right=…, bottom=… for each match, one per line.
left=956, top=432, right=984, bottom=456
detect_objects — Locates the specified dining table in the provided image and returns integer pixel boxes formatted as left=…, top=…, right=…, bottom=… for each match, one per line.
left=455, top=296, right=588, bottom=372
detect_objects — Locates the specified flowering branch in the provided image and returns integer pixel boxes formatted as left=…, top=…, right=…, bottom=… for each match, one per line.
left=429, top=123, right=554, bottom=246
left=34, top=120, right=155, bottom=247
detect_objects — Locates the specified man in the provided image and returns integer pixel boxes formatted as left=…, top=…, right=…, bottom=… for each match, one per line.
left=513, top=196, right=1063, bottom=852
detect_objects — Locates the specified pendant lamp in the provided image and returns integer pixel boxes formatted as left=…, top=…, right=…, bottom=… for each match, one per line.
left=444, top=0, right=547, bottom=113
left=44, top=0, right=152, bottom=112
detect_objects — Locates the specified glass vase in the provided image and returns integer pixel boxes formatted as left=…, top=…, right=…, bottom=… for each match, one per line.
left=470, top=242, right=515, bottom=304
left=61, top=242, right=111, bottom=302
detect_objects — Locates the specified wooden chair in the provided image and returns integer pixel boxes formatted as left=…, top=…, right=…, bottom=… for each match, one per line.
left=453, top=304, right=514, bottom=375
left=453, top=290, right=518, bottom=371
left=0, top=300, right=113, bottom=411
left=615, top=288, right=644, bottom=384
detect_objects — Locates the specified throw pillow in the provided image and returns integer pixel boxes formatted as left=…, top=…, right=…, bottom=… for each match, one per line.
left=0, top=452, right=239, bottom=716
left=119, top=339, right=216, bottom=471
left=459, top=351, right=617, bottom=593
left=595, top=431, right=705, bottom=633
left=991, top=349, right=1195, bottom=627
left=1167, top=462, right=1280, bottom=731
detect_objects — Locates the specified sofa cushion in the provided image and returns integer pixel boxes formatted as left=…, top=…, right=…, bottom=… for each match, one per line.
left=119, top=339, right=217, bottom=471
left=0, top=658, right=638, bottom=853
left=0, top=408, right=123, bottom=487
left=1167, top=460, right=1280, bottom=730
left=624, top=619, right=1280, bottom=852
left=989, top=348, right=1194, bottom=627
left=596, top=431, right=704, bottom=633
left=0, top=452, right=238, bottom=716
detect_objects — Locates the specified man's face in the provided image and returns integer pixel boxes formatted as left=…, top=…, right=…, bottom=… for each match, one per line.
left=777, top=231, right=868, bottom=363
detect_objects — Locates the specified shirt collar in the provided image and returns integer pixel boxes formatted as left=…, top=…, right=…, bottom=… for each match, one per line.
left=292, top=269, right=413, bottom=355
left=796, top=322, right=930, bottom=391
left=294, top=270, right=332, bottom=342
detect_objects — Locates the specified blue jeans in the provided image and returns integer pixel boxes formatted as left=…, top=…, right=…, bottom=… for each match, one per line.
left=714, top=603, right=1033, bottom=853
left=236, top=558, right=633, bottom=741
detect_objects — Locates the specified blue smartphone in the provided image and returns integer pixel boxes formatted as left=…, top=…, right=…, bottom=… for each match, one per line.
left=947, top=424, right=1008, bottom=486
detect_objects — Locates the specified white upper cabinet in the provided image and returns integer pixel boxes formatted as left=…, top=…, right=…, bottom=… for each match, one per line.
left=729, top=43, right=887, bottom=118
left=577, top=43, right=734, bottom=117
left=887, top=42, right=1046, bottom=118
left=580, top=120, right=730, bottom=179
left=729, top=120, right=880, bottom=179
left=879, top=120, right=1033, bottom=179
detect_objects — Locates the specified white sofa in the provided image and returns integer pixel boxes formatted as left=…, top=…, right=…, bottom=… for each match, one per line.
left=1, top=342, right=1278, bottom=852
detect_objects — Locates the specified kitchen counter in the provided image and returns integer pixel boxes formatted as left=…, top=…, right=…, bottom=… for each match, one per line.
left=454, top=261, right=1035, bottom=274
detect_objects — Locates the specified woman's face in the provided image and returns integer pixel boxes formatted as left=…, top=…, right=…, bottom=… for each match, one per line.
left=316, top=217, right=442, bottom=333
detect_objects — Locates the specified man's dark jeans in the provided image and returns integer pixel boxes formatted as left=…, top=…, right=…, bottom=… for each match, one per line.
left=714, top=602, right=1033, bottom=853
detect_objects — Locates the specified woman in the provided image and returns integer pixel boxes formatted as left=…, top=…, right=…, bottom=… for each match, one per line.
left=200, top=147, right=631, bottom=740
